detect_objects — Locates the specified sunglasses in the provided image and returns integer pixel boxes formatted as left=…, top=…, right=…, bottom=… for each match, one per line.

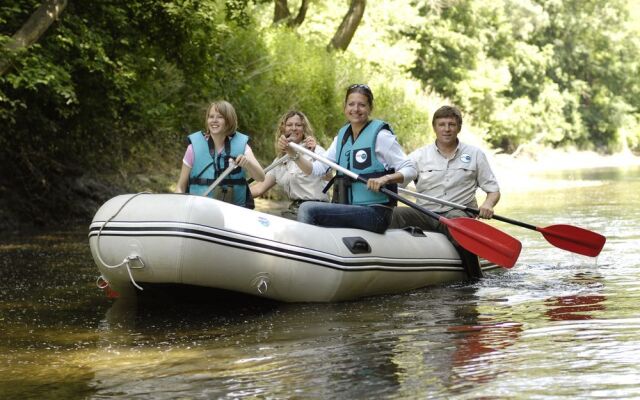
left=349, top=83, right=370, bottom=90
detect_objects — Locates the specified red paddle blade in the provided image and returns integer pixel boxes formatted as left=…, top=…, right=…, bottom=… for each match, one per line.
left=443, top=217, right=522, bottom=269
left=538, top=224, right=606, bottom=257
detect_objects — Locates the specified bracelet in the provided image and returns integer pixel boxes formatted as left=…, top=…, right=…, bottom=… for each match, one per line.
left=290, top=152, right=300, bottom=161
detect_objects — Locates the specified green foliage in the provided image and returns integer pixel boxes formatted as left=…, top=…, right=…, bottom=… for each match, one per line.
left=531, top=0, right=640, bottom=150
left=232, top=27, right=342, bottom=158
left=372, top=83, right=434, bottom=150
left=410, top=0, right=482, bottom=100
left=0, top=0, right=269, bottom=222
left=2, top=0, right=640, bottom=226
left=408, top=0, right=640, bottom=153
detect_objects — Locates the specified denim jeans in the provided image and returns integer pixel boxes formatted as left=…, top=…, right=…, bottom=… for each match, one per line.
left=297, top=201, right=393, bottom=234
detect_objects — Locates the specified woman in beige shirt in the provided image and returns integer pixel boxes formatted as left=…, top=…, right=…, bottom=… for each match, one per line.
left=251, top=111, right=331, bottom=219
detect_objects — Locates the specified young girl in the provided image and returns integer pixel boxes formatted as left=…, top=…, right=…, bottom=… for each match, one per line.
left=175, top=100, right=264, bottom=208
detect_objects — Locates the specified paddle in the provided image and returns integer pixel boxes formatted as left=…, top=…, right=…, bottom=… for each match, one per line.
left=247, top=154, right=290, bottom=184
left=397, top=188, right=606, bottom=257
left=288, top=142, right=522, bottom=268
left=203, top=160, right=237, bottom=197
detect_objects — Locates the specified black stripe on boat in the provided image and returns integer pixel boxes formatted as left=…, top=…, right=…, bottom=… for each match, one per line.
left=88, top=221, right=468, bottom=272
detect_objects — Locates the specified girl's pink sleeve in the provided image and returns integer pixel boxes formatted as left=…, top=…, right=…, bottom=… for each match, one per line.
left=183, top=144, right=194, bottom=168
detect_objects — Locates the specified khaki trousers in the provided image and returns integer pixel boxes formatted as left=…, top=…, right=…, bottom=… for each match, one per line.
left=390, top=206, right=483, bottom=279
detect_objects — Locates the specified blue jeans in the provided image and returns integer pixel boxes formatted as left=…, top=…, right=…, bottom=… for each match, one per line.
left=297, top=201, right=393, bottom=234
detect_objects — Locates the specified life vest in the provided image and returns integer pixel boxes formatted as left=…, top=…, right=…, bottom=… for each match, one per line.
left=187, top=131, right=254, bottom=208
left=334, top=119, right=396, bottom=206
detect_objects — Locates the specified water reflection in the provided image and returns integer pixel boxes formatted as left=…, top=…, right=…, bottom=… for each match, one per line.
left=544, top=271, right=606, bottom=321
left=0, top=230, right=106, bottom=400
left=449, top=320, right=522, bottom=384
left=88, top=284, right=510, bottom=398
left=545, top=295, right=606, bottom=321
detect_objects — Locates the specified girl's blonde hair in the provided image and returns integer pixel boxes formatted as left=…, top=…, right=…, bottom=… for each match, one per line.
left=204, top=100, right=238, bottom=136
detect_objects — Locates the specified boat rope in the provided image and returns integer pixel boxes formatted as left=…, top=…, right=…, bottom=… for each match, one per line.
left=94, top=192, right=151, bottom=291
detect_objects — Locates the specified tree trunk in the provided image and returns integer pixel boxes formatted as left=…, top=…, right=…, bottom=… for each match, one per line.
left=328, top=0, right=366, bottom=51
left=0, top=0, right=67, bottom=76
left=274, top=0, right=291, bottom=24
left=287, top=0, right=310, bottom=27
left=274, top=0, right=309, bottom=27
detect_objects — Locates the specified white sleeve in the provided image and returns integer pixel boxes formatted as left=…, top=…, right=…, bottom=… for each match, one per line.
left=374, top=130, right=417, bottom=185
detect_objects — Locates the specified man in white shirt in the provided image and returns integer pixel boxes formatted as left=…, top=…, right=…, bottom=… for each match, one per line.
left=391, top=105, right=501, bottom=277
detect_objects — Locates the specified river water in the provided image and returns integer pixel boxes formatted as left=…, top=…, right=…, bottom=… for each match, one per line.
left=1, top=166, right=639, bottom=399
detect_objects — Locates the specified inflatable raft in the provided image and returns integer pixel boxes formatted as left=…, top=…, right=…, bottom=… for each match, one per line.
left=89, top=193, right=498, bottom=302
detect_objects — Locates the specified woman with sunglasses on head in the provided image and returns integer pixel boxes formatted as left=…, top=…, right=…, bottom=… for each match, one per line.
left=251, top=110, right=331, bottom=220
left=175, top=100, right=265, bottom=208
left=277, top=84, right=416, bottom=233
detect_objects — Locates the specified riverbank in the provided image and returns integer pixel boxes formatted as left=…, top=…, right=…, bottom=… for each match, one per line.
left=491, top=147, right=640, bottom=193
left=1, top=147, right=638, bottom=233
left=0, top=169, right=176, bottom=234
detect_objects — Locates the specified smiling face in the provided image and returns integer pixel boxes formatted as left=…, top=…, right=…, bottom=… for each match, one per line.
left=284, top=114, right=305, bottom=144
left=207, top=107, right=228, bottom=137
left=344, top=92, right=371, bottom=127
left=433, top=116, right=461, bottom=148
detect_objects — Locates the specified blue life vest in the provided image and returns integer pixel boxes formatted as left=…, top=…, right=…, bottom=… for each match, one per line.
left=187, top=131, right=254, bottom=208
left=335, top=119, right=396, bottom=206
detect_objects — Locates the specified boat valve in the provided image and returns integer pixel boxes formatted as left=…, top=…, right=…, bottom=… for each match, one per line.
left=251, top=273, right=270, bottom=295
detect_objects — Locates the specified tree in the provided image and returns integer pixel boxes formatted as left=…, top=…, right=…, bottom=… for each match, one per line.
left=328, top=0, right=366, bottom=51
left=406, top=0, right=640, bottom=152
left=273, top=0, right=310, bottom=27
left=271, top=0, right=367, bottom=52
left=0, top=1, right=273, bottom=225
left=0, top=0, right=67, bottom=76
left=530, top=0, right=640, bottom=150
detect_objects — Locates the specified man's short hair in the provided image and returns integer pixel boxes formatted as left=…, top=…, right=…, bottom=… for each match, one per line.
left=432, top=106, right=463, bottom=128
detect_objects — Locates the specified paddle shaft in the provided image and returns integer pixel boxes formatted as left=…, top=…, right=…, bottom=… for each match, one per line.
left=247, top=154, right=290, bottom=185
left=203, top=160, right=236, bottom=197
left=397, top=188, right=536, bottom=229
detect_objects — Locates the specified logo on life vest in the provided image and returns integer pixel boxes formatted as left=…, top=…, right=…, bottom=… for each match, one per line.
left=355, top=150, right=368, bottom=164
left=461, top=153, right=471, bottom=163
